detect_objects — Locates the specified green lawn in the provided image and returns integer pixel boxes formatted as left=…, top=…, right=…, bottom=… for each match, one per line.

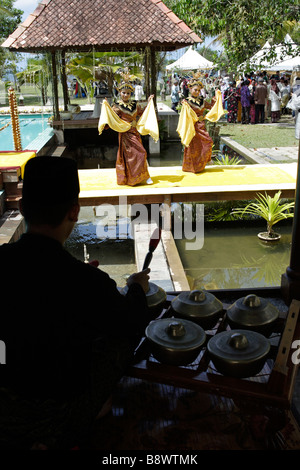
left=220, top=122, right=298, bottom=149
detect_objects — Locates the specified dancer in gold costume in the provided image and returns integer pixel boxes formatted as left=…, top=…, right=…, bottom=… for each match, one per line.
left=98, top=70, right=158, bottom=186
left=177, top=73, right=225, bottom=174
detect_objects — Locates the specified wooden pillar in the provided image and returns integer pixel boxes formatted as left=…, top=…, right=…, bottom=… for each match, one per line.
left=150, top=47, right=157, bottom=106
left=281, top=138, right=300, bottom=304
left=51, top=51, right=60, bottom=121
left=162, top=194, right=172, bottom=233
left=60, top=50, right=69, bottom=111
left=144, top=47, right=151, bottom=98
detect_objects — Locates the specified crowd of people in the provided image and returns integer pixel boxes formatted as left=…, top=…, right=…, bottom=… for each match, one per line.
left=165, top=71, right=299, bottom=125
left=219, top=72, right=293, bottom=125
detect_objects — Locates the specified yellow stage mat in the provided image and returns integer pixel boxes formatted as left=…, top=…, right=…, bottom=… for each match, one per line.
left=0, top=151, right=36, bottom=178
left=79, top=165, right=296, bottom=192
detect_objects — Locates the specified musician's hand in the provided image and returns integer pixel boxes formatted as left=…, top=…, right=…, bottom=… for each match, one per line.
left=148, top=94, right=154, bottom=102
left=127, top=268, right=150, bottom=294
left=89, top=260, right=99, bottom=268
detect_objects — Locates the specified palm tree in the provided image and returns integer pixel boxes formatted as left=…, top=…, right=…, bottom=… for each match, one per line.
left=67, top=51, right=144, bottom=101
left=0, top=5, right=15, bottom=80
left=232, top=191, right=294, bottom=240
left=0, top=5, right=12, bottom=15
left=16, top=55, right=52, bottom=105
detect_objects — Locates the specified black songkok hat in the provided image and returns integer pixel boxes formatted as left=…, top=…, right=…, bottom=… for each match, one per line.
left=22, top=156, right=80, bottom=206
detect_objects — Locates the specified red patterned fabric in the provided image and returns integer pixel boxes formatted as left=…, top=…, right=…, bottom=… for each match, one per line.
left=182, top=98, right=213, bottom=174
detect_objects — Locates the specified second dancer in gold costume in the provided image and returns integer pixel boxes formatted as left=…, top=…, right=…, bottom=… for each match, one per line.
left=177, top=73, right=225, bottom=174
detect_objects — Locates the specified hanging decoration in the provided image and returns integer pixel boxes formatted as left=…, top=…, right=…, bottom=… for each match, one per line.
left=8, top=87, right=22, bottom=151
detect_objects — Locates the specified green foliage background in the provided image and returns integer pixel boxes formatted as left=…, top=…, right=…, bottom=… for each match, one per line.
left=164, top=0, right=300, bottom=71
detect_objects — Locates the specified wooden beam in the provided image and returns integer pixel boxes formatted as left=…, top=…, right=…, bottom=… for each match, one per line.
left=51, top=51, right=59, bottom=121
left=79, top=188, right=295, bottom=207
left=150, top=47, right=157, bottom=106
left=145, top=47, right=151, bottom=98
left=161, top=229, right=190, bottom=291
left=60, top=50, right=69, bottom=112
left=281, top=139, right=300, bottom=303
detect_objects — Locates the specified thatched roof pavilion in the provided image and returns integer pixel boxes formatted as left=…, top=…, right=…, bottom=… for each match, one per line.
left=2, top=0, right=201, bottom=52
left=2, top=0, right=202, bottom=117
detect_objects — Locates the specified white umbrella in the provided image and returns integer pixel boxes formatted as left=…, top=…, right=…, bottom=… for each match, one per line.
left=166, top=46, right=214, bottom=71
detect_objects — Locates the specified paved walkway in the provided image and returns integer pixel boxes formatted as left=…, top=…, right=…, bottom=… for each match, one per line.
left=252, top=146, right=298, bottom=163
left=221, top=135, right=299, bottom=165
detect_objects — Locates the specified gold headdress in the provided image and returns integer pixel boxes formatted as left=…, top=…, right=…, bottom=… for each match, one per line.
left=118, top=68, right=134, bottom=92
left=187, top=71, right=204, bottom=89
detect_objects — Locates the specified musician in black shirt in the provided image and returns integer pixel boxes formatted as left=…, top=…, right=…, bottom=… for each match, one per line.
left=0, top=157, right=151, bottom=449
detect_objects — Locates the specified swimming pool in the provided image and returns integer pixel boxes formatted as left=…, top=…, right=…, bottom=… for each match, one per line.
left=0, top=114, right=53, bottom=151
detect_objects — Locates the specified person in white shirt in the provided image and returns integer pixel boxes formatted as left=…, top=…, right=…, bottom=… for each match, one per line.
left=134, top=82, right=143, bottom=101
left=280, top=79, right=290, bottom=115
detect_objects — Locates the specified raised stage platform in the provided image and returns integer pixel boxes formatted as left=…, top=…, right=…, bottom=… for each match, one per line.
left=78, top=163, right=297, bottom=206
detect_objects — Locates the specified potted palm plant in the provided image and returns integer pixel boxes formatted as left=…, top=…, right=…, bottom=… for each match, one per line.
left=232, top=191, right=294, bottom=242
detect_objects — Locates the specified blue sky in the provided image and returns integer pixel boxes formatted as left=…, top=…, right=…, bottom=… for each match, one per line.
left=14, top=0, right=39, bottom=20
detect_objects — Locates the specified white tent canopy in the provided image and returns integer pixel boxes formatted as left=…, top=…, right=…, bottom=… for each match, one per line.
left=166, top=46, right=214, bottom=71
left=239, top=35, right=298, bottom=71
left=267, top=55, right=300, bottom=71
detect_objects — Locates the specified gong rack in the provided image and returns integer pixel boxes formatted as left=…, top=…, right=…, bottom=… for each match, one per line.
left=128, top=287, right=300, bottom=410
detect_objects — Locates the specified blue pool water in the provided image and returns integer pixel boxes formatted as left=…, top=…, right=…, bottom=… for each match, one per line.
left=0, top=114, right=52, bottom=151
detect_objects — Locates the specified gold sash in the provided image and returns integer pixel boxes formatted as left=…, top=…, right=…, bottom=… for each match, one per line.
left=176, top=101, right=198, bottom=147
left=98, top=99, right=131, bottom=134
left=98, top=97, right=159, bottom=143
left=177, top=90, right=226, bottom=147
left=205, top=90, right=226, bottom=122
left=136, top=97, right=159, bottom=143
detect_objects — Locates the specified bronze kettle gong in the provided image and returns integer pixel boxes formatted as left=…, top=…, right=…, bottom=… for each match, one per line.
left=226, top=294, right=279, bottom=337
left=145, top=317, right=206, bottom=366
left=171, top=289, right=223, bottom=329
left=207, top=329, right=270, bottom=378
left=120, top=281, right=167, bottom=315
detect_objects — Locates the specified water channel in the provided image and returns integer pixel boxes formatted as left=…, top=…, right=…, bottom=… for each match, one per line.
left=64, top=207, right=136, bottom=288
left=175, top=222, right=292, bottom=291
left=74, top=139, right=250, bottom=171
left=65, top=207, right=292, bottom=291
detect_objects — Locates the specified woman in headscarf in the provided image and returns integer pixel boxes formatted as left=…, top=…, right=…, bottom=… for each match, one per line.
left=224, top=81, right=239, bottom=123
left=269, top=78, right=281, bottom=123
left=240, top=80, right=251, bottom=124
left=249, top=79, right=256, bottom=124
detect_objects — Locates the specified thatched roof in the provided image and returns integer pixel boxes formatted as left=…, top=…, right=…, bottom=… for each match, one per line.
left=2, top=0, right=202, bottom=52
